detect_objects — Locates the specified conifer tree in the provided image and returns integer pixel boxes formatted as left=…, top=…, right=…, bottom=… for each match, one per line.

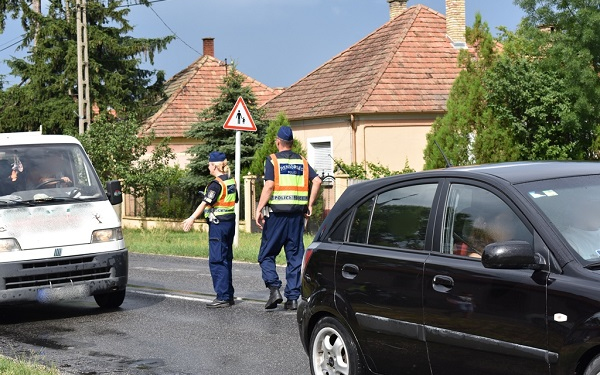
left=423, top=14, right=497, bottom=169
left=0, top=0, right=173, bottom=134
left=183, top=63, right=268, bottom=190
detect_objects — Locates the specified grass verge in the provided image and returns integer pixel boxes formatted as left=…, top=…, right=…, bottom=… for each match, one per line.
left=123, top=228, right=315, bottom=265
left=0, top=355, right=59, bottom=375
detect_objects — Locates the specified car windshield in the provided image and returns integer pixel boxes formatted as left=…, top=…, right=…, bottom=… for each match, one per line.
left=517, top=175, right=600, bottom=263
left=0, top=143, right=105, bottom=206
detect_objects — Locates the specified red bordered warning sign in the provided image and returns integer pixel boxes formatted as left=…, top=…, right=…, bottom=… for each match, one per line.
left=223, top=97, right=257, bottom=131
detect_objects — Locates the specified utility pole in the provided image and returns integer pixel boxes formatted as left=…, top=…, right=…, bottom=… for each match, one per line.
left=76, top=0, right=91, bottom=134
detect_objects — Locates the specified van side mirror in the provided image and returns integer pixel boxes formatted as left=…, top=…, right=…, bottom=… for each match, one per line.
left=106, top=180, right=122, bottom=205
left=482, top=241, right=543, bottom=270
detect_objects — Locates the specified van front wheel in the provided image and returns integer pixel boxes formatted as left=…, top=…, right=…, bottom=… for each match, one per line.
left=94, top=289, right=126, bottom=309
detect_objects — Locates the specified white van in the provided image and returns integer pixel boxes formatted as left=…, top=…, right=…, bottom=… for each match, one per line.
left=0, top=132, right=127, bottom=308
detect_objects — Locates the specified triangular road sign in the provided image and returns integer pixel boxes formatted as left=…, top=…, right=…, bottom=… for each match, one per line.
left=223, top=97, right=257, bottom=131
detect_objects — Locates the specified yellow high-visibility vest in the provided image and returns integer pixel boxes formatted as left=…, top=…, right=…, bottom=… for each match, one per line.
left=204, top=177, right=236, bottom=218
left=269, top=153, right=309, bottom=212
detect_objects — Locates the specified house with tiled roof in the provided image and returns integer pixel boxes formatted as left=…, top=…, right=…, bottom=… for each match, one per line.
left=263, top=0, right=468, bottom=174
left=143, top=38, right=283, bottom=167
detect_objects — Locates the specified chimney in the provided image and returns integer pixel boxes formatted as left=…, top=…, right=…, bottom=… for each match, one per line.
left=203, top=37, right=215, bottom=57
left=446, top=0, right=467, bottom=49
left=387, top=0, right=408, bottom=20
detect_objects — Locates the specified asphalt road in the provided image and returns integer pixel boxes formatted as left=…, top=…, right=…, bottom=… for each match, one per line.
left=0, top=253, right=311, bottom=374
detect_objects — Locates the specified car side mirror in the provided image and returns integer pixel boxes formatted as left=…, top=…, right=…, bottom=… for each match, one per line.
left=481, top=241, right=543, bottom=270
left=106, top=180, right=123, bottom=205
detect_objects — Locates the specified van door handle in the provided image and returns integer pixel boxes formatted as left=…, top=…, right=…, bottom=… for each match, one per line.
left=432, top=275, right=454, bottom=292
left=342, top=264, right=359, bottom=279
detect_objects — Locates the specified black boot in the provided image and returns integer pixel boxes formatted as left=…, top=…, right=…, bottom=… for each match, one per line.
left=265, top=287, right=283, bottom=309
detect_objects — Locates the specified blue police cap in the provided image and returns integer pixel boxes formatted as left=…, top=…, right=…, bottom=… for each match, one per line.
left=208, top=151, right=226, bottom=162
left=277, top=126, right=294, bottom=142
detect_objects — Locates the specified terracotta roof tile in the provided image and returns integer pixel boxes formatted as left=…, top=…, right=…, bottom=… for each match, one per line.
left=144, top=55, right=282, bottom=138
left=263, top=5, right=464, bottom=119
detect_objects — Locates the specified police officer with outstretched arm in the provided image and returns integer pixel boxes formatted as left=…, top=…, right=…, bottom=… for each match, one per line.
left=255, top=126, right=322, bottom=310
left=183, top=151, right=238, bottom=308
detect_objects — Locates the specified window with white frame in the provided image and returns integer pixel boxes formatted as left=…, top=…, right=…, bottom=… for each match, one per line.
left=308, top=137, right=333, bottom=178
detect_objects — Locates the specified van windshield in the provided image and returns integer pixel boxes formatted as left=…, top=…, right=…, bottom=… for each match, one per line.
left=518, top=175, right=600, bottom=263
left=0, top=144, right=105, bottom=205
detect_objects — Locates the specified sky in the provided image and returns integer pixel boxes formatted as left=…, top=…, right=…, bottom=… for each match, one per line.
left=0, top=0, right=525, bottom=88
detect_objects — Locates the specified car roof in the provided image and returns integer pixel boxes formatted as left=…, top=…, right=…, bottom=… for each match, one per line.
left=444, top=161, right=600, bottom=184
left=338, top=161, right=600, bottom=204
left=374, top=161, right=600, bottom=185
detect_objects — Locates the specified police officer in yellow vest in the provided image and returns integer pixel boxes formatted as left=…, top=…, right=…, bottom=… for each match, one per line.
left=255, top=126, right=322, bottom=310
left=183, top=151, right=238, bottom=308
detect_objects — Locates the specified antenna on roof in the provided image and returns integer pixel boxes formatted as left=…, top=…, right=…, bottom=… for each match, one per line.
left=434, top=140, right=453, bottom=168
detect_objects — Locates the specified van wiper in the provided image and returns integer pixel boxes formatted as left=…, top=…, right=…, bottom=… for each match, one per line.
left=0, top=198, right=34, bottom=206
left=32, top=195, right=81, bottom=203
left=584, top=262, right=600, bottom=270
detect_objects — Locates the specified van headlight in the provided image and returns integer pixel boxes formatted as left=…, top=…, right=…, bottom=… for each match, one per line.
left=91, top=228, right=123, bottom=243
left=0, top=238, right=22, bottom=252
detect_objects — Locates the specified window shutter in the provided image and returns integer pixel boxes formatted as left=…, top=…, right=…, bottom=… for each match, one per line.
left=312, top=142, right=333, bottom=175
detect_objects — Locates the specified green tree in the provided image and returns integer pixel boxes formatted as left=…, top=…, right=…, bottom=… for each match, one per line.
left=183, top=63, right=268, bottom=190
left=77, top=114, right=176, bottom=206
left=481, top=54, right=579, bottom=161
left=515, top=0, right=600, bottom=74
left=423, top=13, right=498, bottom=169
left=248, top=112, right=305, bottom=176
left=333, top=158, right=412, bottom=179
left=425, top=5, right=600, bottom=168
left=0, top=0, right=173, bottom=134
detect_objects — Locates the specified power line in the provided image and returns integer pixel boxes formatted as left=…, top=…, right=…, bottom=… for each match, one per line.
left=0, top=34, right=25, bottom=49
left=0, top=37, right=24, bottom=52
left=147, top=5, right=201, bottom=56
left=117, top=0, right=202, bottom=56
left=116, top=0, right=168, bottom=8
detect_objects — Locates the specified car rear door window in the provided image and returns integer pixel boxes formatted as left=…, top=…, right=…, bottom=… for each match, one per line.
left=348, top=184, right=437, bottom=250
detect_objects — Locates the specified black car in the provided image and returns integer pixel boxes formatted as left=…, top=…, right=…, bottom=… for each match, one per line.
left=298, top=161, right=600, bottom=375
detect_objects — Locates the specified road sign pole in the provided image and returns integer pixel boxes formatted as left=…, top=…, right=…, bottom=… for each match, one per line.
left=234, top=130, right=241, bottom=248
left=223, top=97, right=256, bottom=248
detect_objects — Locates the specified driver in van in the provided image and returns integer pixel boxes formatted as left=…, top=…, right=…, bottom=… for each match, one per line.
left=30, top=152, right=72, bottom=188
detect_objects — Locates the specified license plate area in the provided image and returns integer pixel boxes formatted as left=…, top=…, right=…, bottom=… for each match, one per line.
left=36, top=283, right=90, bottom=303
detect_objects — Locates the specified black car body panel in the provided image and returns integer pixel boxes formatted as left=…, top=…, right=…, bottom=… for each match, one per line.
left=299, top=161, right=600, bottom=375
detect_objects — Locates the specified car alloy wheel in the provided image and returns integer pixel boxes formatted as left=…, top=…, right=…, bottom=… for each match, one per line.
left=309, top=317, right=364, bottom=375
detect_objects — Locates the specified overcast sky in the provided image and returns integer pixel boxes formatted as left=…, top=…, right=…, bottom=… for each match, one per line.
left=0, top=0, right=525, bottom=88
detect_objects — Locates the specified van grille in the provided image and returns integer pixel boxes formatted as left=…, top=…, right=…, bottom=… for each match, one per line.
left=4, top=256, right=112, bottom=289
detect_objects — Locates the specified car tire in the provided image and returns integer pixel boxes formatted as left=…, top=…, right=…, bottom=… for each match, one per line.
left=309, top=316, right=365, bottom=375
left=94, top=289, right=126, bottom=309
left=584, top=354, right=600, bottom=375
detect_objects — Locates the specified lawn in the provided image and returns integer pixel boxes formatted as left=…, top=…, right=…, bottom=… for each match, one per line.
left=0, top=355, right=59, bottom=375
left=122, top=228, right=315, bottom=265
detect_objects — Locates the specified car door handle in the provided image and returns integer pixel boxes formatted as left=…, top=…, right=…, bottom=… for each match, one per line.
left=432, top=275, right=454, bottom=292
left=342, top=264, right=359, bottom=279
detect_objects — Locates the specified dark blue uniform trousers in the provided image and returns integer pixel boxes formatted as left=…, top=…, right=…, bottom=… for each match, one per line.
left=258, top=212, right=304, bottom=301
left=208, top=219, right=235, bottom=301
